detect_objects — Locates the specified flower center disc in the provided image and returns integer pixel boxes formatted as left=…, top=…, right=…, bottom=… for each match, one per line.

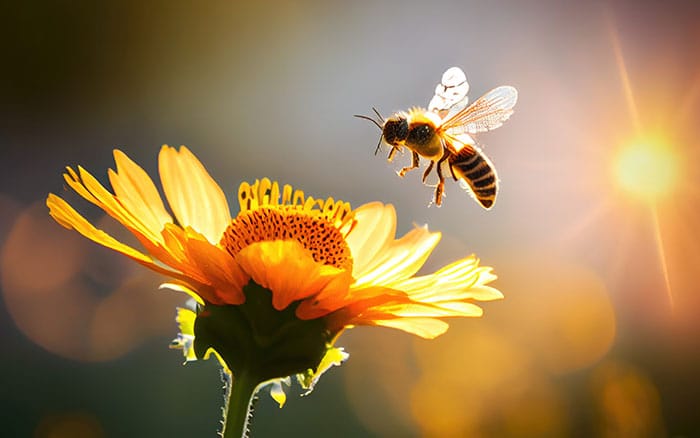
left=221, top=208, right=353, bottom=271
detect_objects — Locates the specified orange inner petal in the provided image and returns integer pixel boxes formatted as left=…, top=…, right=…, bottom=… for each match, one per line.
left=235, top=240, right=352, bottom=312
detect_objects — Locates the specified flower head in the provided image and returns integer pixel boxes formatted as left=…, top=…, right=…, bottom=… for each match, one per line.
left=47, top=146, right=502, bottom=435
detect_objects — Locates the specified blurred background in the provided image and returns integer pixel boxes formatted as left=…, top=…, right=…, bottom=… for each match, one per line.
left=2, top=0, right=699, bottom=436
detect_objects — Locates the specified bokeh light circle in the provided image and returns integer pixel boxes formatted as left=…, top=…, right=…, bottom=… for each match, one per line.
left=34, top=411, right=104, bottom=438
left=590, top=360, right=665, bottom=436
left=1, top=202, right=185, bottom=362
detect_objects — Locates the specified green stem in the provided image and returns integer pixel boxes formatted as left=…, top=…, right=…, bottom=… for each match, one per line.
left=222, top=369, right=261, bottom=438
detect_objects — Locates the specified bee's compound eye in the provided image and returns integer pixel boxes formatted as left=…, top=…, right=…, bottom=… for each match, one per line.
left=382, top=118, right=408, bottom=145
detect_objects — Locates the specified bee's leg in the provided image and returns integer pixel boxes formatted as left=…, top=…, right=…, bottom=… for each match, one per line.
left=399, top=151, right=420, bottom=177
left=387, top=146, right=400, bottom=162
left=434, top=152, right=450, bottom=206
left=449, top=160, right=458, bottom=181
left=386, top=144, right=403, bottom=163
left=422, top=161, right=435, bottom=183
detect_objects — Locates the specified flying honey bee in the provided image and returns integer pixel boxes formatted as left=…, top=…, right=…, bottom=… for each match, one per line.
left=356, top=67, right=517, bottom=208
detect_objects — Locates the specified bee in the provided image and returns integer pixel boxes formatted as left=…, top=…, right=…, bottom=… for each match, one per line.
left=356, top=67, right=517, bottom=208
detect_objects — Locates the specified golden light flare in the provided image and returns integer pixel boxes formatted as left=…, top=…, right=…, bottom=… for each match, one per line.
left=594, top=11, right=700, bottom=318
left=612, top=136, right=680, bottom=202
left=608, top=133, right=683, bottom=311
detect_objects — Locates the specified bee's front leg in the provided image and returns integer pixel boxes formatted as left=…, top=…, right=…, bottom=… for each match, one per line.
left=387, top=146, right=401, bottom=162
left=399, top=151, right=420, bottom=177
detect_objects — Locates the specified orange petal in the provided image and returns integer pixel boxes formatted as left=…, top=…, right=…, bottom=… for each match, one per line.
left=158, top=145, right=231, bottom=244
left=235, top=240, right=352, bottom=312
left=319, top=286, right=413, bottom=330
left=184, top=230, right=247, bottom=304
left=158, top=224, right=246, bottom=305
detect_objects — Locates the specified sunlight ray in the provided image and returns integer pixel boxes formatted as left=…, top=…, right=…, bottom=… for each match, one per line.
left=651, top=205, right=674, bottom=310
left=677, top=73, right=700, bottom=127
left=605, top=13, right=641, bottom=133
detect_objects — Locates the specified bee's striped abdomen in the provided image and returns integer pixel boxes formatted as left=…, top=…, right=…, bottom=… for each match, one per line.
left=449, top=146, right=498, bottom=209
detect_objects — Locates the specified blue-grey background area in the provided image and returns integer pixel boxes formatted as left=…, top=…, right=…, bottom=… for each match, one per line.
left=2, top=1, right=700, bottom=437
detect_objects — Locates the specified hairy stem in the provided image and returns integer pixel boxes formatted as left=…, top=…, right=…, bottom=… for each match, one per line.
left=222, top=369, right=260, bottom=438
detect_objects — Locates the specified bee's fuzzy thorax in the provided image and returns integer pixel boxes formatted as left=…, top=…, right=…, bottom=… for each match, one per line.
left=406, top=108, right=442, bottom=127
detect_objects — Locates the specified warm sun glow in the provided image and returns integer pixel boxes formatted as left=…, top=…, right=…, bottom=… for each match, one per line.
left=614, top=138, right=679, bottom=202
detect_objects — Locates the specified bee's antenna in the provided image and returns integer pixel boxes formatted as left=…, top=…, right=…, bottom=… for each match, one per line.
left=374, top=137, right=383, bottom=155
left=354, top=108, right=386, bottom=155
left=353, top=113, right=383, bottom=130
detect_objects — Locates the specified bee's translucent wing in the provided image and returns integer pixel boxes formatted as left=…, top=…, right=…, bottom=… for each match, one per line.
left=428, top=67, right=470, bottom=115
left=443, top=131, right=475, bottom=155
left=442, top=85, right=518, bottom=134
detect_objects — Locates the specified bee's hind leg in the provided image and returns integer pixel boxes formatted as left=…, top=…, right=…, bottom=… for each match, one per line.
left=422, top=161, right=435, bottom=183
left=399, top=151, right=420, bottom=177
left=433, top=152, right=450, bottom=206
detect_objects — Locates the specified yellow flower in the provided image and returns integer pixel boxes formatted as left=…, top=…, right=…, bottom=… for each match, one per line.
left=46, top=145, right=502, bottom=436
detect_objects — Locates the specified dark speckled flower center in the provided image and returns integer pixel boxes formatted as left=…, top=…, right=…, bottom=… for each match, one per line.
left=221, top=208, right=353, bottom=271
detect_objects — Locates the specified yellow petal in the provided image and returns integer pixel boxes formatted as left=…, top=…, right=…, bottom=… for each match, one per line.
left=354, top=225, right=441, bottom=287
left=376, top=301, right=484, bottom=318
left=391, top=257, right=502, bottom=303
left=345, top=203, right=397, bottom=278
left=158, top=145, right=231, bottom=244
left=371, top=317, right=449, bottom=339
left=109, top=149, right=172, bottom=235
left=47, top=194, right=180, bottom=279
left=73, top=165, right=164, bottom=244
left=49, top=191, right=237, bottom=306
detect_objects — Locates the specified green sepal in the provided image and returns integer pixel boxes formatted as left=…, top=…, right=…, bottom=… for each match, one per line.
left=193, top=280, right=333, bottom=382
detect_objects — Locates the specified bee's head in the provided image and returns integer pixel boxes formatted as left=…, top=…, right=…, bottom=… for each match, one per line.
left=355, top=108, right=407, bottom=155
left=382, top=116, right=409, bottom=146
